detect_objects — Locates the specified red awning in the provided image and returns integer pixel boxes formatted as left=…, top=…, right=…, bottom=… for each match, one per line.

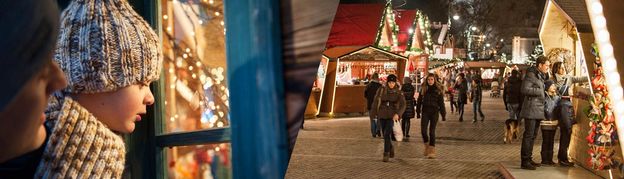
left=325, top=4, right=385, bottom=48
left=394, top=10, right=416, bottom=52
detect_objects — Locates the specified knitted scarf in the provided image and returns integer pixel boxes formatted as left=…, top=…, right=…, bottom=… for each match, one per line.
left=35, top=96, right=126, bottom=178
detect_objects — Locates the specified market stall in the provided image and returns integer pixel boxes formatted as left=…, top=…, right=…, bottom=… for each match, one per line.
left=316, top=45, right=407, bottom=116
left=539, top=0, right=622, bottom=177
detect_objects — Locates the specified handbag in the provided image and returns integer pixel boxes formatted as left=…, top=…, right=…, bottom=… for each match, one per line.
left=393, top=119, right=403, bottom=141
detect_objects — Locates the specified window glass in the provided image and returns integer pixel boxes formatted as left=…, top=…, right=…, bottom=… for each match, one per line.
left=161, top=0, right=229, bottom=133
left=166, top=143, right=232, bottom=179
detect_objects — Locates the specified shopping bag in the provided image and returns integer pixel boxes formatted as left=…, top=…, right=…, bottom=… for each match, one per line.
left=393, top=119, right=403, bottom=142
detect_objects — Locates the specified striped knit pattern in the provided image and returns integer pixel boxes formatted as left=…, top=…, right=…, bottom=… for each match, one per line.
left=36, top=97, right=126, bottom=178
left=55, top=0, right=162, bottom=94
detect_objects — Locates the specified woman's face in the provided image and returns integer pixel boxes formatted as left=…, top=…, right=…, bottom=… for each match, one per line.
left=0, top=60, right=67, bottom=162
left=388, top=81, right=396, bottom=88
left=74, top=83, right=155, bottom=134
left=427, top=77, right=435, bottom=85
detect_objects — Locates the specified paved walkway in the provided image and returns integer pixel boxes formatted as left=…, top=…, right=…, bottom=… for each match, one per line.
left=285, top=91, right=579, bottom=178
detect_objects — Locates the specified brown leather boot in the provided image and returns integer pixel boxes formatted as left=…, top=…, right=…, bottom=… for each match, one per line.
left=423, top=143, right=429, bottom=156
left=427, top=146, right=436, bottom=159
left=383, top=152, right=389, bottom=162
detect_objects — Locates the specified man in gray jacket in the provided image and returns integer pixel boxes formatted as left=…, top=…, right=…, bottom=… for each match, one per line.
left=519, top=56, right=551, bottom=170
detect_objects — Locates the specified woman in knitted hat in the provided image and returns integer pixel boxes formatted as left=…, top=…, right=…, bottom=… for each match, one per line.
left=370, top=74, right=406, bottom=162
left=0, top=0, right=68, bottom=178
left=35, top=0, right=162, bottom=178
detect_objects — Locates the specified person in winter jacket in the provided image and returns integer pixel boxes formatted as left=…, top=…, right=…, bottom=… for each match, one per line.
left=0, top=0, right=68, bottom=178
left=35, top=0, right=162, bottom=178
left=540, top=80, right=560, bottom=166
left=446, top=79, right=457, bottom=113
left=470, top=76, right=485, bottom=123
left=365, top=73, right=383, bottom=137
left=370, top=74, right=406, bottom=162
left=551, top=61, right=588, bottom=167
left=503, top=70, right=523, bottom=120
left=401, top=77, right=416, bottom=139
left=454, top=73, right=468, bottom=121
left=519, top=56, right=551, bottom=170
left=416, top=73, right=446, bottom=159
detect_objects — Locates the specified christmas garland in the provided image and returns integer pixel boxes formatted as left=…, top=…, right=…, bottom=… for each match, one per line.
left=585, top=43, right=620, bottom=170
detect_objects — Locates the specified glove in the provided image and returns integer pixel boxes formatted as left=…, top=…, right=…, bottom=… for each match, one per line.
left=417, top=113, right=421, bottom=119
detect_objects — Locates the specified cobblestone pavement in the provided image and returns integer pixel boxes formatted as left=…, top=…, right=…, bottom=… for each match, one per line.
left=286, top=91, right=553, bottom=179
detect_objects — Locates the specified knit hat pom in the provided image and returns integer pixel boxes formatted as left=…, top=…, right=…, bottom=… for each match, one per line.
left=55, top=0, right=162, bottom=94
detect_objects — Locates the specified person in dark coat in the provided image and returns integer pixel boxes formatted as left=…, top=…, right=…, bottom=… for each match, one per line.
left=470, top=75, right=485, bottom=123
left=454, top=73, right=468, bottom=121
left=416, top=73, right=446, bottom=159
left=370, top=74, right=406, bottom=162
left=0, top=0, right=68, bottom=178
left=519, top=56, right=551, bottom=170
left=401, top=77, right=416, bottom=139
left=365, top=73, right=383, bottom=137
left=551, top=61, right=588, bottom=167
left=503, top=70, right=523, bottom=120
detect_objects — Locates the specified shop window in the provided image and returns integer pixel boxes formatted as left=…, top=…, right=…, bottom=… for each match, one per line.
left=159, top=0, right=231, bottom=178
left=167, top=144, right=231, bottom=178
left=162, top=0, right=229, bottom=133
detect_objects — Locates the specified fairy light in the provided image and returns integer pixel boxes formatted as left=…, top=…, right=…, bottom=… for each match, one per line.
left=163, top=15, right=168, bottom=20
left=182, top=54, right=188, bottom=59
left=198, top=20, right=204, bottom=25
left=215, top=12, right=220, bottom=16
left=192, top=74, right=197, bottom=79
left=209, top=0, right=214, bottom=4
left=166, top=26, right=172, bottom=33
left=196, top=61, right=202, bottom=67
left=586, top=0, right=624, bottom=160
left=220, top=21, right=224, bottom=26
left=185, top=48, right=190, bottom=53
left=188, top=66, right=193, bottom=71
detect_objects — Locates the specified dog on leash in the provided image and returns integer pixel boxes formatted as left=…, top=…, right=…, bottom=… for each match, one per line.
left=504, top=119, right=519, bottom=144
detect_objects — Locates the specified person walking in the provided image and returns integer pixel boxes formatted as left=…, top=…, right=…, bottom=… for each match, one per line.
left=416, top=73, right=447, bottom=159
left=370, top=74, right=406, bottom=162
left=520, top=56, right=551, bottom=170
left=503, top=70, right=523, bottom=143
left=503, top=70, right=523, bottom=120
left=365, top=73, right=383, bottom=137
left=470, top=76, right=485, bottom=123
left=552, top=61, right=588, bottom=167
left=401, top=77, right=416, bottom=140
left=540, top=80, right=560, bottom=166
left=447, top=79, right=457, bottom=114
left=454, top=73, right=468, bottom=122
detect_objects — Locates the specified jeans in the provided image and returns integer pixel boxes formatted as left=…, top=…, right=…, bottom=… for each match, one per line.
left=473, top=99, right=484, bottom=121
left=457, top=101, right=465, bottom=120
left=521, top=118, right=541, bottom=163
left=380, top=118, right=394, bottom=153
left=421, top=111, right=439, bottom=146
left=558, top=99, right=574, bottom=162
left=369, top=112, right=379, bottom=137
left=507, top=103, right=520, bottom=120
left=401, top=117, right=411, bottom=137
left=541, top=129, right=556, bottom=162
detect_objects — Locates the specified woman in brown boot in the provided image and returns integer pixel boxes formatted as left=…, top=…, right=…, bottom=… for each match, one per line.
left=371, top=74, right=406, bottom=162
left=416, top=73, right=446, bottom=159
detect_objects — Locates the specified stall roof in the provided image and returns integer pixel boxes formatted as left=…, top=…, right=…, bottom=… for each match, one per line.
left=464, top=61, right=507, bottom=69
left=323, top=45, right=407, bottom=61
left=394, top=10, right=417, bottom=52
left=552, top=0, right=592, bottom=32
left=323, top=46, right=366, bottom=59
left=325, top=4, right=385, bottom=48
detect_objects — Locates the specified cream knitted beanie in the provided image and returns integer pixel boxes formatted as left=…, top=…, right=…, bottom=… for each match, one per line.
left=55, top=0, right=162, bottom=94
